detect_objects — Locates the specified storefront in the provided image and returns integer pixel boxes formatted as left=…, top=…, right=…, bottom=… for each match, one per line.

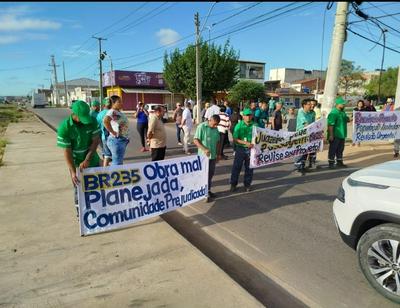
left=103, top=70, right=175, bottom=111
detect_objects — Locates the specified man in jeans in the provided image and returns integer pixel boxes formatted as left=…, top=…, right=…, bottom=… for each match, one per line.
left=230, top=108, right=255, bottom=192
left=147, top=106, right=167, bottom=161
left=193, top=114, right=221, bottom=202
left=327, top=97, right=351, bottom=169
left=172, top=102, right=183, bottom=145
left=57, top=100, right=101, bottom=217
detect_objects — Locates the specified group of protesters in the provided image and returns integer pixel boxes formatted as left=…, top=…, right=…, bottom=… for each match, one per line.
left=57, top=93, right=392, bottom=214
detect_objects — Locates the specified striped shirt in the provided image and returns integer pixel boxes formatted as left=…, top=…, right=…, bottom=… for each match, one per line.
left=217, top=112, right=231, bottom=133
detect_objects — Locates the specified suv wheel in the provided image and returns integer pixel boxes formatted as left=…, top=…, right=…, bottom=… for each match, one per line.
left=357, top=223, right=400, bottom=303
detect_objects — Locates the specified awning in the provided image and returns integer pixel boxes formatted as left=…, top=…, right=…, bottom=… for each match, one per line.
left=121, top=88, right=172, bottom=94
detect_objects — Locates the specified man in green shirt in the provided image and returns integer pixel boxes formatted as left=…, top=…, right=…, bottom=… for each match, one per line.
left=254, top=101, right=269, bottom=128
left=89, top=100, right=100, bottom=119
left=193, top=114, right=221, bottom=202
left=294, top=99, right=315, bottom=174
left=57, top=100, right=101, bottom=216
left=327, top=97, right=351, bottom=169
left=229, top=108, right=255, bottom=192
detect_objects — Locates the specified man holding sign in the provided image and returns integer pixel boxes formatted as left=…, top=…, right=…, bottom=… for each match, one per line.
left=194, top=114, right=221, bottom=202
left=327, top=97, right=351, bottom=169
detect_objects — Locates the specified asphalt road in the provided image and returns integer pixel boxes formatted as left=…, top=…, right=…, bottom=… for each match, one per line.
left=32, top=106, right=397, bottom=307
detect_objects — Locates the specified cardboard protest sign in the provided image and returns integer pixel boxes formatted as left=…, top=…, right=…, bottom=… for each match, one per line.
left=77, top=155, right=208, bottom=236
left=352, top=111, right=400, bottom=143
left=250, top=119, right=325, bottom=168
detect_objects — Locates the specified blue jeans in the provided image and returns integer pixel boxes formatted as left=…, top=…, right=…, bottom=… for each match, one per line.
left=176, top=123, right=182, bottom=143
left=107, top=136, right=129, bottom=165
left=101, top=136, right=112, bottom=159
left=230, top=146, right=253, bottom=187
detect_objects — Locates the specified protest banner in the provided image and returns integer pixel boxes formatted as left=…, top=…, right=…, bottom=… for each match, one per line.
left=250, top=118, right=325, bottom=168
left=352, top=111, right=400, bottom=143
left=77, top=155, right=209, bottom=236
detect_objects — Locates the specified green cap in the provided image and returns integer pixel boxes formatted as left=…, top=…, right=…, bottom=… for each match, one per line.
left=71, top=100, right=92, bottom=124
left=91, top=100, right=100, bottom=107
left=102, top=97, right=109, bottom=105
left=242, top=108, right=253, bottom=116
left=335, top=97, right=347, bottom=105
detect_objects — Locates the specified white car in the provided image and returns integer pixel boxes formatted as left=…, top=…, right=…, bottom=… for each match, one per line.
left=333, top=160, right=400, bottom=303
left=144, top=103, right=169, bottom=123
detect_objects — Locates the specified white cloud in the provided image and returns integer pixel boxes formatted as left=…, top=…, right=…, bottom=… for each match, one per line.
left=0, top=35, right=20, bottom=45
left=63, top=46, right=95, bottom=58
left=156, top=28, right=181, bottom=46
left=0, top=15, right=61, bottom=31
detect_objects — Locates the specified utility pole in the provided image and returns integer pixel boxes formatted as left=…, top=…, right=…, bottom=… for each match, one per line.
left=62, top=61, right=68, bottom=106
left=321, top=2, right=349, bottom=115
left=49, top=55, right=60, bottom=106
left=395, top=66, right=400, bottom=110
left=195, top=12, right=202, bottom=124
left=92, top=36, right=107, bottom=103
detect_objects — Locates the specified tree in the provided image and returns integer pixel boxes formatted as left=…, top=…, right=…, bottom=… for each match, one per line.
left=364, top=67, right=398, bottom=102
left=338, top=59, right=366, bottom=98
left=163, top=40, right=240, bottom=100
left=227, top=80, right=266, bottom=107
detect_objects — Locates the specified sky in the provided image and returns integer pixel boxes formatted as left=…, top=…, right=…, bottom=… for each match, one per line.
left=1, top=1, right=400, bottom=96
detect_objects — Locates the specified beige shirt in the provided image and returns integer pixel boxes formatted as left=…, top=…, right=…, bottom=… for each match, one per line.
left=147, top=114, right=166, bottom=148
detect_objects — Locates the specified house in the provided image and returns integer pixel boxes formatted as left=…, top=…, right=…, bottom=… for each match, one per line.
left=269, top=68, right=326, bottom=86
left=52, top=78, right=99, bottom=106
left=266, top=88, right=314, bottom=109
left=238, top=60, right=265, bottom=84
left=290, top=78, right=326, bottom=94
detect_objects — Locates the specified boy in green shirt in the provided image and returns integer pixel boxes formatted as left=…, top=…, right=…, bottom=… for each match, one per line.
left=57, top=100, right=101, bottom=216
left=193, top=114, right=221, bottom=202
left=327, top=97, right=351, bottom=169
left=229, top=108, right=255, bottom=192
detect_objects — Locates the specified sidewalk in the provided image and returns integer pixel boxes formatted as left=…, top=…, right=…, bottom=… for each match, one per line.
left=0, top=117, right=262, bottom=307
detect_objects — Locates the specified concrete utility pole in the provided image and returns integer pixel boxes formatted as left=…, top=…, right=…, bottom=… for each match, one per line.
left=195, top=12, right=202, bottom=124
left=395, top=66, right=400, bottom=110
left=62, top=61, right=68, bottom=105
left=92, top=36, right=107, bottom=103
left=49, top=55, right=60, bottom=106
left=321, top=2, right=349, bottom=115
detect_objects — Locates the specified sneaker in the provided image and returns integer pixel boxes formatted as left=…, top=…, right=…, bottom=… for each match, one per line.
left=328, top=164, right=335, bottom=170
left=230, top=185, right=237, bottom=192
left=394, top=153, right=399, bottom=158
left=178, top=142, right=183, bottom=145
left=336, top=162, right=348, bottom=168
left=208, top=191, right=216, bottom=198
left=245, top=186, right=251, bottom=192
left=185, top=151, right=192, bottom=155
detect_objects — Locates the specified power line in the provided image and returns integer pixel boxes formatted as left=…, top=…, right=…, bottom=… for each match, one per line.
left=210, top=2, right=262, bottom=27
left=366, top=2, right=400, bottom=24
left=347, top=27, right=400, bottom=54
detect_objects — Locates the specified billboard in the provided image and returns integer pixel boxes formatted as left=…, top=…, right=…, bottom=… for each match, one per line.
left=103, top=70, right=165, bottom=88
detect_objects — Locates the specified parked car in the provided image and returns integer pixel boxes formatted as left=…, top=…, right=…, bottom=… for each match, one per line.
left=144, top=103, right=169, bottom=123
left=333, top=160, right=400, bottom=303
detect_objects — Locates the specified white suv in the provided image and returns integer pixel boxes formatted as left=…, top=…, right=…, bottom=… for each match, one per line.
left=333, top=160, right=400, bottom=303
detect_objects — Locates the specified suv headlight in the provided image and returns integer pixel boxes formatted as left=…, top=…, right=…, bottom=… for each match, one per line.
left=347, top=178, right=389, bottom=189
left=337, top=183, right=345, bottom=203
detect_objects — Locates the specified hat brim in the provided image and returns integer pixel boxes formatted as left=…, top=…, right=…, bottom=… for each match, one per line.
left=79, top=114, right=92, bottom=124
left=243, top=112, right=253, bottom=116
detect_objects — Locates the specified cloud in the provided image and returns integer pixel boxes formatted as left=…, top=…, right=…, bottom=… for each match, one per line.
left=0, top=35, right=21, bottom=44
left=63, top=46, right=95, bottom=58
left=156, top=28, right=181, bottom=46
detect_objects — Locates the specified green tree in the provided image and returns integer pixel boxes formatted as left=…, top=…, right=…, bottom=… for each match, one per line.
left=338, top=59, right=366, bottom=98
left=227, top=80, right=266, bottom=107
left=364, top=67, right=398, bottom=102
left=163, top=40, right=239, bottom=100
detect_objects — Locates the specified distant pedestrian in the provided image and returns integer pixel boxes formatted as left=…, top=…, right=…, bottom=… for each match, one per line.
left=254, top=101, right=269, bottom=128
left=90, top=100, right=100, bottom=119
left=217, top=105, right=231, bottom=159
left=307, top=99, right=318, bottom=168
left=134, top=102, right=149, bottom=152
left=229, top=108, right=255, bottom=192
left=224, top=100, right=232, bottom=117
left=103, top=95, right=130, bottom=166
left=294, top=99, right=315, bottom=174
left=364, top=99, right=376, bottom=112
left=284, top=107, right=297, bottom=132
left=201, top=102, right=210, bottom=122
left=57, top=100, right=101, bottom=216
left=193, top=114, right=221, bottom=202
left=249, top=101, right=258, bottom=118
left=181, top=101, right=193, bottom=155
left=96, top=97, right=113, bottom=166
left=384, top=98, right=395, bottom=111
left=270, top=102, right=283, bottom=131
left=268, top=98, right=276, bottom=116
left=147, top=105, right=167, bottom=161
left=173, top=102, right=183, bottom=145
left=327, top=97, right=351, bottom=169
left=204, top=101, right=220, bottom=120
left=313, top=101, right=322, bottom=120
left=352, top=100, right=365, bottom=147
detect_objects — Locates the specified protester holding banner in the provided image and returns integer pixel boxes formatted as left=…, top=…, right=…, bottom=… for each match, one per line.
left=57, top=100, right=101, bottom=216
left=307, top=99, right=318, bottom=168
left=147, top=105, right=167, bottom=161
left=96, top=97, right=112, bottom=167
left=294, top=99, right=316, bottom=174
left=217, top=106, right=231, bottom=159
left=103, top=95, right=130, bottom=166
left=229, top=108, right=255, bottom=192
left=270, top=102, right=283, bottom=131
left=194, top=114, right=221, bottom=202
left=284, top=107, right=297, bottom=132
left=327, top=97, right=351, bottom=169
left=364, top=99, right=376, bottom=112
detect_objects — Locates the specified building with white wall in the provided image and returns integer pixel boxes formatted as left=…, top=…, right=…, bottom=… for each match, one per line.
left=269, top=68, right=326, bottom=86
left=238, top=60, right=265, bottom=84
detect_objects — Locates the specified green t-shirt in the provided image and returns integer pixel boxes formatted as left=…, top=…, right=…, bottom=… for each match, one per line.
left=254, top=108, right=269, bottom=128
left=57, top=116, right=101, bottom=167
left=194, top=122, right=220, bottom=160
left=327, top=108, right=349, bottom=139
left=233, top=120, right=254, bottom=148
left=90, top=110, right=99, bottom=119
left=296, top=109, right=315, bottom=131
